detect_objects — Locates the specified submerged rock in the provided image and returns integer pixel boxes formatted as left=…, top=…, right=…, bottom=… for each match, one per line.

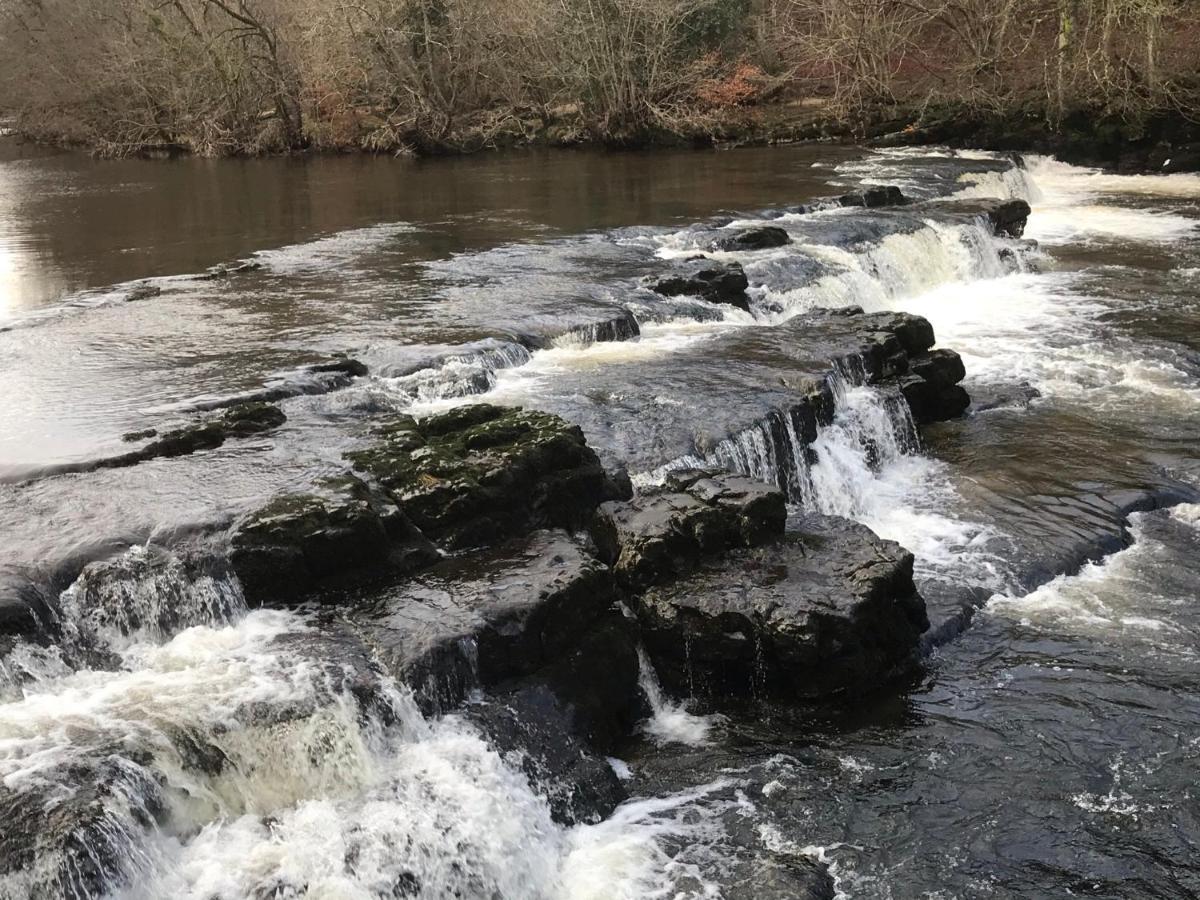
left=86, top=401, right=289, bottom=474
left=346, top=404, right=612, bottom=550
left=712, top=225, right=791, bottom=252
left=970, top=380, right=1043, bottom=412
left=124, top=282, right=162, bottom=302
left=648, top=259, right=752, bottom=311
left=635, top=514, right=929, bottom=700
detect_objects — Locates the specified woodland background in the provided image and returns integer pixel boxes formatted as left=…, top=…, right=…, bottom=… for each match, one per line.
left=0, top=0, right=1195, bottom=157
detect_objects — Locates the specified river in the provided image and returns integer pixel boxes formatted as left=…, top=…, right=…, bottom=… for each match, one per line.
left=0, top=136, right=1198, bottom=899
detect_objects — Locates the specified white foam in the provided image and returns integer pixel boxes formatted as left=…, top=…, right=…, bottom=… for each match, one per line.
left=636, top=648, right=720, bottom=747
left=963, top=156, right=1200, bottom=245
left=757, top=218, right=1012, bottom=323
left=894, top=271, right=1200, bottom=413
left=985, top=511, right=1195, bottom=641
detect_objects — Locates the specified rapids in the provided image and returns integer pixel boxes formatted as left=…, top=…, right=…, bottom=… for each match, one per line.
left=1, top=138, right=1198, bottom=898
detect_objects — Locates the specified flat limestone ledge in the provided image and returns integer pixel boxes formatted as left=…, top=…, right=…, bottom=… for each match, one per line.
left=634, top=513, right=930, bottom=701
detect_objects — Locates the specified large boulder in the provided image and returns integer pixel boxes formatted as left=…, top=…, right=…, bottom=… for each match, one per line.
left=925, top=198, right=1032, bottom=238
left=590, top=470, right=787, bottom=590
left=648, top=259, right=752, bottom=311
left=346, top=404, right=612, bottom=550
left=634, top=514, right=929, bottom=700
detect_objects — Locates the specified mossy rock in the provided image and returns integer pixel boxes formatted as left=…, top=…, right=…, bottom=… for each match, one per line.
left=128, top=401, right=288, bottom=462
left=230, top=474, right=438, bottom=605
left=346, top=404, right=609, bottom=549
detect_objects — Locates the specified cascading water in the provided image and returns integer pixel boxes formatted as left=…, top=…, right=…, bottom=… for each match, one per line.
left=383, top=340, right=533, bottom=405
left=0, top=550, right=734, bottom=900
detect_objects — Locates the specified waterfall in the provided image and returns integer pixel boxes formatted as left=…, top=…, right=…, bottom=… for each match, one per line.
left=954, top=165, right=1043, bottom=203
left=806, top=383, right=920, bottom=520
left=638, top=371, right=918, bottom=519
left=550, top=309, right=641, bottom=348
left=636, top=646, right=718, bottom=747
left=756, top=218, right=1020, bottom=322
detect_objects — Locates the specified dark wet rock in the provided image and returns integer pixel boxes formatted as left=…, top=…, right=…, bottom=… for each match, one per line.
left=712, top=226, right=791, bottom=252
left=124, top=283, right=162, bottom=302
left=0, top=596, right=40, bottom=643
left=590, top=471, right=786, bottom=591
left=0, top=752, right=166, bottom=900
left=837, top=185, right=907, bottom=208
left=347, top=404, right=611, bottom=550
left=349, top=530, right=640, bottom=749
left=200, top=260, right=264, bottom=280
left=140, top=401, right=286, bottom=459
left=970, top=380, right=1043, bottom=412
left=635, top=514, right=929, bottom=700
left=909, top=349, right=965, bottom=388
left=106, top=402, right=287, bottom=470
left=230, top=475, right=438, bottom=606
left=111, top=401, right=286, bottom=463
left=666, top=470, right=789, bottom=545
left=900, top=349, right=970, bottom=423
left=306, top=358, right=368, bottom=378
left=855, top=309, right=936, bottom=357
left=520, top=308, right=641, bottom=349
left=648, top=260, right=751, bottom=311
left=925, top=198, right=1032, bottom=238
left=121, top=428, right=158, bottom=443
left=466, top=685, right=627, bottom=824
left=0, top=571, right=57, bottom=645
left=900, top=375, right=970, bottom=424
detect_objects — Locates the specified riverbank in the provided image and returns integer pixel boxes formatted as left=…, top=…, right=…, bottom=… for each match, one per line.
left=7, top=98, right=1200, bottom=176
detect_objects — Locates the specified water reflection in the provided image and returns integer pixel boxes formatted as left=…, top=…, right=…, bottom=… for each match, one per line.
left=0, top=136, right=863, bottom=319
